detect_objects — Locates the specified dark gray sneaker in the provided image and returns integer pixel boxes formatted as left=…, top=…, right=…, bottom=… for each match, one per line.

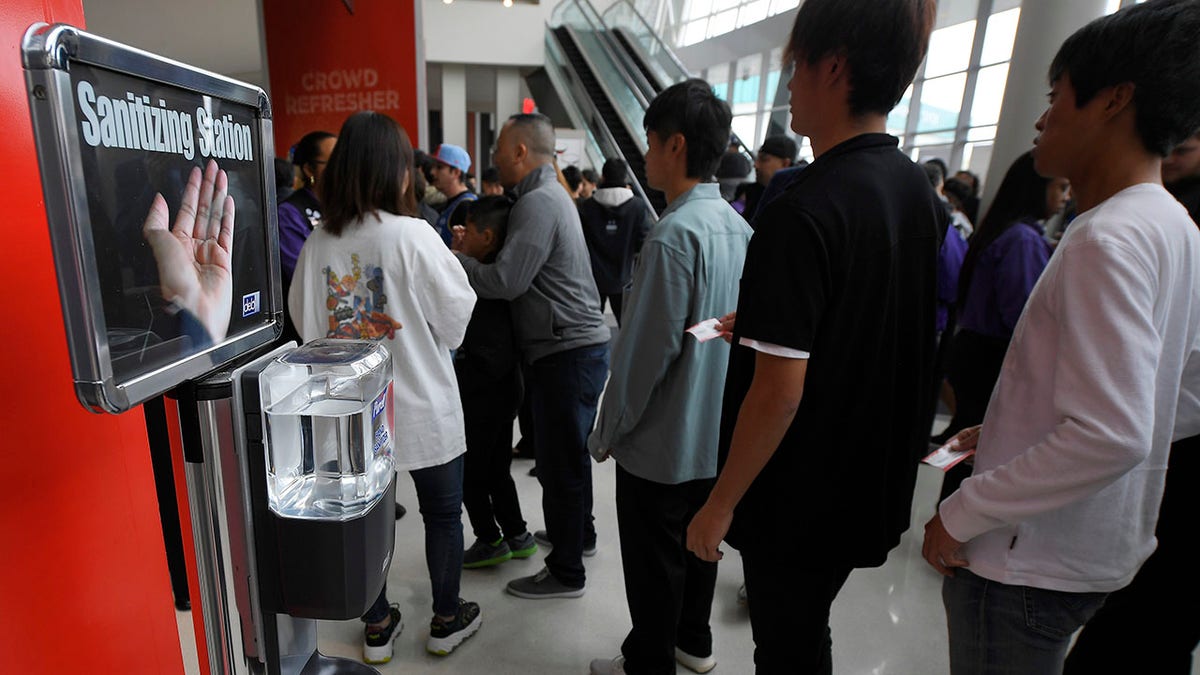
left=463, top=538, right=512, bottom=569
left=532, top=529, right=597, bottom=557
left=506, top=531, right=538, bottom=559
left=505, top=566, right=585, bottom=599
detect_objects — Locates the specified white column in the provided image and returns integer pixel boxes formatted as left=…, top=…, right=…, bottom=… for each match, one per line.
left=441, top=63, right=467, bottom=148
left=495, top=67, right=522, bottom=124
left=982, top=0, right=1109, bottom=207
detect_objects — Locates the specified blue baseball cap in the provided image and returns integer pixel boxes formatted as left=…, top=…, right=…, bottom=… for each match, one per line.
left=434, top=144, right=472, bottom=174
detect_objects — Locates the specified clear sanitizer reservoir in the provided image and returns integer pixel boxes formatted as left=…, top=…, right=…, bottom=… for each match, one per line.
left=259, top=339, right=394, bottom=521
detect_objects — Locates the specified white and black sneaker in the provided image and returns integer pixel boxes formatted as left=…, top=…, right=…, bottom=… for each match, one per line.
left=426, top=599, right=482, bottom=656
left=363, top=605, right=403, bottom=664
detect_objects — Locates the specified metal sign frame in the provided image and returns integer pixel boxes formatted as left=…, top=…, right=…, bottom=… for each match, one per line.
left=22, top=23, right=283, bottom=414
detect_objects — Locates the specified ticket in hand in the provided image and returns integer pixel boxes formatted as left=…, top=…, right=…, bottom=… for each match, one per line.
left=686, top=317, right=725, bottom=342
left=922, top=442, right=976, bottom=471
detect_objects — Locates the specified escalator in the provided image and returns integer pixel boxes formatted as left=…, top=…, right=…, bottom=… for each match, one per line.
left=536, top=0, right=756, bottom=217
left=550, top=25, right=667, bottom=214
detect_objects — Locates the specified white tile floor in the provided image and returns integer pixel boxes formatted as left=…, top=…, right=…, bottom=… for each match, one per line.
left=174, top=312, right=1200, bottom=674
left=178, top=422, right=1200, bottom=675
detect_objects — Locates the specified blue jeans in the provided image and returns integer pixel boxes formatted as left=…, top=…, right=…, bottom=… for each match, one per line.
left=943, top=569, right=1108, bottom=675
left=364, top=455, right=465, bottom=621
left=528, top=343, right=609, bottom=588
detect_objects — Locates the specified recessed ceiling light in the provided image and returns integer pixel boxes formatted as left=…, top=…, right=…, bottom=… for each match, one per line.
left=503, top=0, right=514, bottom=6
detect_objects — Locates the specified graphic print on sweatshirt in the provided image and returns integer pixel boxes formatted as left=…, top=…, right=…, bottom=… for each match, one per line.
left=324, top=253, right=403, bottom=340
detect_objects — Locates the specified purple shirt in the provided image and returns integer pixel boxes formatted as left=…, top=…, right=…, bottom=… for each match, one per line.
left=958, top=220, right=1051, bottom=339
left=937, top=221, right=967, bottom=331
left=277, top=189, right=319, bottom=285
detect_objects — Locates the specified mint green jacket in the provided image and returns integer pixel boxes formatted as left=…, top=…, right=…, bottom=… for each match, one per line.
left=587, top=183, right=752, bottom=484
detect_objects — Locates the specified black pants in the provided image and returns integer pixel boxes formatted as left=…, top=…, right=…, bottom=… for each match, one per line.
left=461, top=391, right=527, bottom=543
left=1064, top=436, right=1200, bottom=674
left=528, top=344, right=608, bottom=587
left=940, top=330, right=1010, bottom=502
left=599, top=293, right=624, bottom=327
left=514, top=365, right=536, bottom=459
left=616, top=465, right=717, bottom=675
left=742, top=545, right=853, bottom=674
left=943, top=329, right=1009, bottom=437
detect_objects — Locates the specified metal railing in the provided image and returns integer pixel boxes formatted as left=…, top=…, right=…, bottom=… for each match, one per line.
left=542, top=19, right=658, bottom=216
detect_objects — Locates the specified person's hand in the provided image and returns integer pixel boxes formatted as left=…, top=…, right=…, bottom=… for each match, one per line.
left=142, top=160, right=235, bottom=342
left=686, top=500, right=733, bottom=562
left=450, top=225, right=466, bottom=252
left=941, top=425, right=982, bottom=453
left=922, top=512, right=968, bottom=576
left=717, top=311, right=736, bottom=343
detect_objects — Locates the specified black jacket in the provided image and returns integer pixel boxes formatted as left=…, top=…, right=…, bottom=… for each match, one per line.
left=578, top=189, right=652, bottom=295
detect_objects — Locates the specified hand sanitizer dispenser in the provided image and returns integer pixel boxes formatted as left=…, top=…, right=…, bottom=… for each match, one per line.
left=254, top=339, right=396, bottom=619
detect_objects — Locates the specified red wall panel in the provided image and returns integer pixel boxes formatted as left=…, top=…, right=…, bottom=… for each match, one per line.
left=263, top=1, right=423, bottom=157
left=0, top=3, right=184, bottom=673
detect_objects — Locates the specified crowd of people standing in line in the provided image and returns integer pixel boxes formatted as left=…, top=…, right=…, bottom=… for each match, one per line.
left=264, top=0, right=1200, bottom=672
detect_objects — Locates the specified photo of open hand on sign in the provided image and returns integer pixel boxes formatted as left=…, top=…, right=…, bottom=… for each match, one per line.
left=141, top=159, right=236, bottom=344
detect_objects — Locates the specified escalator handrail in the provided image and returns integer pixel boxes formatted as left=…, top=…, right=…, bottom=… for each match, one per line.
left=539, top=31, right=609, bottom=171
left=544, top=26, right=659, bottom=220
left=556, top=21, right=650, bottom=157
left=553, top=0, right=652, bottom=112
left=601, top=0, right=691, bottom=83
left=599, top=26, right=660, bottom=103
left=557, top=0, right=755, bottom=179
left=610, top=27, right=665, bottom=93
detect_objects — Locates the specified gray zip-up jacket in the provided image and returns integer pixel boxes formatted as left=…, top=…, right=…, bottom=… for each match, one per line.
left=456, top=163, right=610, bottom=363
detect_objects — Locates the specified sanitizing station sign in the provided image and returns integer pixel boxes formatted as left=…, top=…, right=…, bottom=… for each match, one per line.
left=23, top=24, right=283, bottom=413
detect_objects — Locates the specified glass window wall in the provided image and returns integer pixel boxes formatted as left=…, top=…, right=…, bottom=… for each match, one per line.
left=667, top=0, right=1129, bottom=185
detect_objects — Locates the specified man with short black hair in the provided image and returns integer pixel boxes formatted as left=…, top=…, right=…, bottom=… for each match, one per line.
left=480, top=167, right=505, bottom=197
left=1064, top=128, right=1200, bottom=675
left=578, top=157, right=652, bottom=326
left=453, top=112, right=610, bottom=600
left=579, top=167, right=600, bottom=200
left=953, top=169, right=981, bottom=223
left=431, top=143, right=478, bottom=246
left=734, top=135, right=797, bottom=221
left=715, top=138, right=752, bottom=200
left=686, top=1, right=942, bottom=672
left=922, top=2, right=1200, bottom=673
left=588, top=80, right=751, bottom=675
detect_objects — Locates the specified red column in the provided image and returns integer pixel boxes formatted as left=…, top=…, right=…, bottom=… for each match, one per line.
left=0, top=3, right=184, bottom=673
left=262, top=1, right=424, bottom=156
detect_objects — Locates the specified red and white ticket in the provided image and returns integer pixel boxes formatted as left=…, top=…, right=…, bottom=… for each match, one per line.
left=922, top=443, right=976, bottom=471
left=686, top=318, right=724, bottom=342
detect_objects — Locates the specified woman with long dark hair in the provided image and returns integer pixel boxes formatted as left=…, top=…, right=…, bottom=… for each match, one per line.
left=278, top=130, right=335, bottom=344
left=937, top=151, right=1068, bottom=498
left=288, top=111, right=480, bottom=663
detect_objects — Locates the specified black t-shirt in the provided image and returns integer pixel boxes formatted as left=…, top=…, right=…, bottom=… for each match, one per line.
left=719, top=133, right=946, bottom=567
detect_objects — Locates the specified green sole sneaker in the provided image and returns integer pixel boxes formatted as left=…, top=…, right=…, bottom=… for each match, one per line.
left=463, top=538, right=513, bottom=568
left=463, top=550, right=513, bottom=569
left=506, top=532, right=539, bottom=559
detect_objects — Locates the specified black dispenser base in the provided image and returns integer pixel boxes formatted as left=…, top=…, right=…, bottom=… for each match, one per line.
left=272, top=476, right=397, bottom=620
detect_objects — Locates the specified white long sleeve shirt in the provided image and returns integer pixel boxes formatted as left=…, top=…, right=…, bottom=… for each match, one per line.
left=289, top=212, right=477, bottom=471
left=939, top=184, right=1200, bottom=593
